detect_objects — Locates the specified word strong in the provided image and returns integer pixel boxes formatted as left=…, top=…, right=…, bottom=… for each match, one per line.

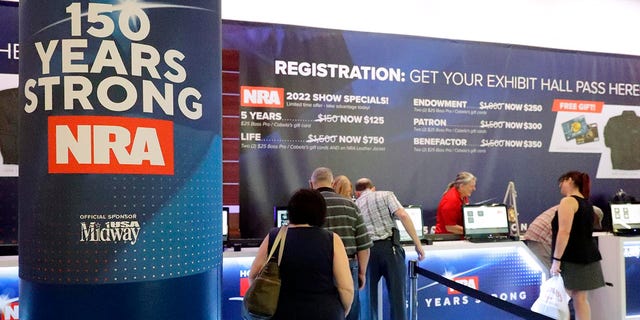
left=48, top=116, right=174, bottom=174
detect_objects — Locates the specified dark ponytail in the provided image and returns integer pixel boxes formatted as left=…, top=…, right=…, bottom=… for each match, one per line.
left=580, top=172, right=591, bottom=199
left=558, top=171, right=591, bottom=199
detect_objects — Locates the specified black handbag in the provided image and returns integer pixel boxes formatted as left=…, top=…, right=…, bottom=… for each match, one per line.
left=242, top=226, right=288, bottom=319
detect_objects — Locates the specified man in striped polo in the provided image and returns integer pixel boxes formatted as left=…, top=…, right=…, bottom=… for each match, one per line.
left=311, top=167, right=372, bottom=320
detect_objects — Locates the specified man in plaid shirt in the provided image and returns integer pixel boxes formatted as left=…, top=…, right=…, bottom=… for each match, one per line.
left=354, top=178, right=424, bottom=320
left=524, top=205, right=558, bottom=274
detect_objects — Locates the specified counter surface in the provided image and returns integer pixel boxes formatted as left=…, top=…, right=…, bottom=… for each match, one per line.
left=222, top=239, right=546, bottom=320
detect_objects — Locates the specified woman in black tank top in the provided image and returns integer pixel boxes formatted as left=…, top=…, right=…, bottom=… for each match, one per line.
left=550, top=171, right=604, bottom=320
left=247, top=189, right=353, bottom=320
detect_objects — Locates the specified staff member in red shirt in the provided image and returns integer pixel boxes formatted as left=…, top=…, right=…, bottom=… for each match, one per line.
left=435, top=172, right=476, bottom=234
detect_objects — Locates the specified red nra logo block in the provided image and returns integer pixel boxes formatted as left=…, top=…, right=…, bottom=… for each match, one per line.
left=240, top=86, right=284, bottom=108
left=240, top=277, right=250, bottom=296
left=1, top=299, right=19, bottom=320
left=447, top=276, right=479, bottom=295
left=48, top=116, right=174, bottom=175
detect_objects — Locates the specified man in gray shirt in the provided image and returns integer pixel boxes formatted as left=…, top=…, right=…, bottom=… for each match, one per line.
left=355, top=178, right=425, bottom=320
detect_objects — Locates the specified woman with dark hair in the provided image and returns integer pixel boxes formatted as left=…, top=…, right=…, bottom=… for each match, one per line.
left=550, top=171, right=604, bottom=320
left=435, top=171, right=477, bottom=234
left=247, top=189, right=353, bottom=320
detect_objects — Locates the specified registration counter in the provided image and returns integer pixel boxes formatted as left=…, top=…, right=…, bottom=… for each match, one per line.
left=2, top=241, right=544, bottom=319
left=2, top=235, right=636, bottom=319
left=221, top=240, right=546, bottom=319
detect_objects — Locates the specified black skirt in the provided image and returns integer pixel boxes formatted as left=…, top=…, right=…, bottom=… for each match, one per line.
left=561, top=260, right=605, bottom=291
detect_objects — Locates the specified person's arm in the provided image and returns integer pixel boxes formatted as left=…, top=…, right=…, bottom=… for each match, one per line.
left=352, top=208, right=371, bottom=289
left=550, top=197, right=577, bottom=275
left=444, top=224, right=464, bottom=234
left=333, top=233, right=354, bottom=315
left=356, top=249, right=369, bottom=289
left=248, top=234, right=270, bottom=284
left=395, top=208, right=425, bottom=261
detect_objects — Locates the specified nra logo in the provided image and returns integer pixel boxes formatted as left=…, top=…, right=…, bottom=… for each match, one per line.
left=239, top=269, right=250, bottom=296
left=447, top=276, right=479, bottom=295
left=240, top=86, right=284, bottom=108
left=1, top=298, right=18, bottom=320
left=48, top=116, right=174, bottom=175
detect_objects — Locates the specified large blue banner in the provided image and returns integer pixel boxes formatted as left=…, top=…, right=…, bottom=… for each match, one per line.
left=0, top=1, right=19, bottom=247
left=0, top=1, right=19, bottom=75
left=222, top=21, right=640, bottom=239
left=19, top=1, right=221, bottom=319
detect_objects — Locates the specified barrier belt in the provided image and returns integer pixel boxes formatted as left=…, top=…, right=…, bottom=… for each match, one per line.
left=414, top=265, right=554, bottom=320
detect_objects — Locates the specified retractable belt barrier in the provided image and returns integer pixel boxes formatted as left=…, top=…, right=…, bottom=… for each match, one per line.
left=408, top=260, right=554, bottom=320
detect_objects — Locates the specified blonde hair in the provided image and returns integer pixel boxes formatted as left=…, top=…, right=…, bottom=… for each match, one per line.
left=332, top=175, right=353, bottom=199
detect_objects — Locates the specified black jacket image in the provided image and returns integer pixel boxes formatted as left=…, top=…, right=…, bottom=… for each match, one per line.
left=604, top=110, right=640, bottom=170
left=0, top=87, right=19, bottom=165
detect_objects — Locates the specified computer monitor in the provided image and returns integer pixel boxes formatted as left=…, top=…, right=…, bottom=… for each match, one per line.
left=462, top=203, right=510, bottom=239
left=610, top=202, right=640, bottom=236
left=222, top=206, right=229, bottom=241
left=274, top=206, right=289, bottom=227
left=395, top=206, right=424, bottom=243
left=0, top=244, right=18, bottom=256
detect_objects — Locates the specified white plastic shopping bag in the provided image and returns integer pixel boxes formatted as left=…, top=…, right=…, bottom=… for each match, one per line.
left=530, top=275, right=571, bottom=320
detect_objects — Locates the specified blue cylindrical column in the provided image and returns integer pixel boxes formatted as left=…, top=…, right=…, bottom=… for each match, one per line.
left=19, top=1, right=221, bottom=319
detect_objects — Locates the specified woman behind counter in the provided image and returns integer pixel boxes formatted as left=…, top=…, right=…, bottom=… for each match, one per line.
left=550, top=171, right=604, bottom=320
left=247, top=189, right=354, bottom=320
left=435, top=171, right=476, bottom=234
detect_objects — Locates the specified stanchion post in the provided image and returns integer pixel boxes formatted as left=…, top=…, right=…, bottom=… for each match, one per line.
left=408, top=260, right=418, bottom=320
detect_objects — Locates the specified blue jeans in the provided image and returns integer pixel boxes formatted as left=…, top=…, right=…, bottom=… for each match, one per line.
left=367, top=239, right=407, bottom=320
left=346, top=259, right=360, bottom=320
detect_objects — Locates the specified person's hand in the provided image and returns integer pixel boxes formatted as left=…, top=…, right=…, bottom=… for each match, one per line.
left=550, top=259, right=562, bottom=276
left=415, top=244, right=425, bottom=261
left=358, top=272, right=366, bottom=290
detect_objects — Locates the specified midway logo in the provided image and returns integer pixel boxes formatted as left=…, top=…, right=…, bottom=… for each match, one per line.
left=48, top=116, right=174, bottom=175
left=240, top=86, right=284, bottom=108
left=80, top=221, right=141, bottom=245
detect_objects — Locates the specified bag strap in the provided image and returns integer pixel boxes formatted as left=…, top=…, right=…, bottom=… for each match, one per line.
left=276, top=226, right=287, bottom=265
left=265, top=226, right=288, bottom=265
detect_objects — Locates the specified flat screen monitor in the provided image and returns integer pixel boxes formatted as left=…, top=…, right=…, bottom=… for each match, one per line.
left=0, top=244, right=18, bottom=256
left=610, top=202, right=640, bottom=236
left=395, top=206, right=423, bottom=243
left=462, top=203, right=510, bottom=238
left=274, top=206, right=289, bottom=227
left=222, top=206, right=229, bottom=240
